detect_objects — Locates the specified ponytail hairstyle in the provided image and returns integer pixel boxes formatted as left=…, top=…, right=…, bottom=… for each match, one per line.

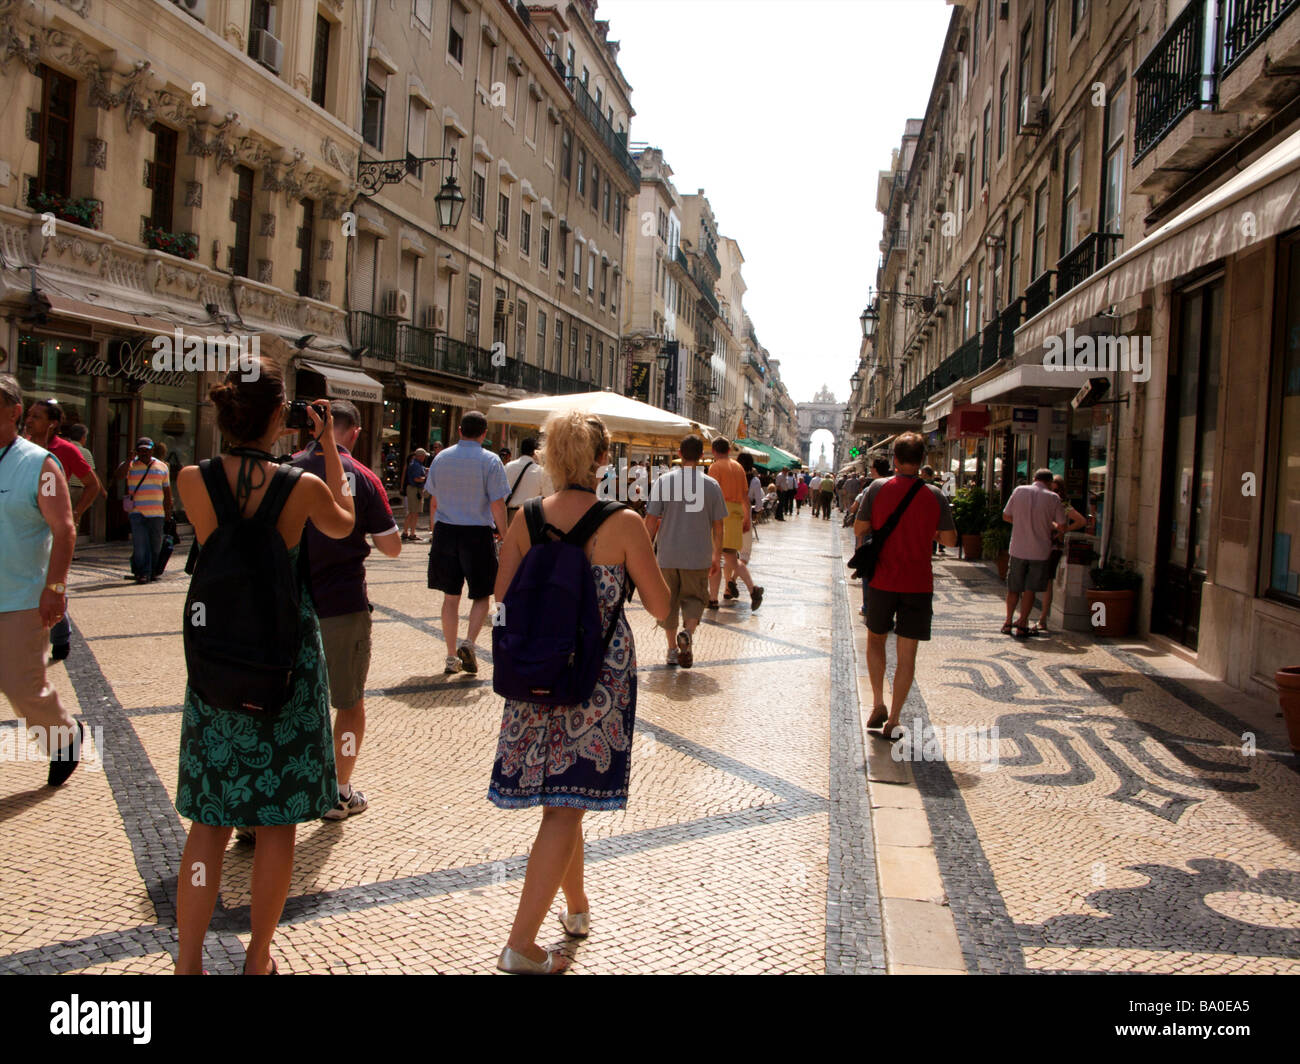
left=540, top=410, right=610, bottom=489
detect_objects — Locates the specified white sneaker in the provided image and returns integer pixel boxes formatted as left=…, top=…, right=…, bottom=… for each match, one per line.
left=666, top=647, right=679, bottom=666
left=444, top=655, right=461, bottom=674
left=322, top=785, right=368, bottom=822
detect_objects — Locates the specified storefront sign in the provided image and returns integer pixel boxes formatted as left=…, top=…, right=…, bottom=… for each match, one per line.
left=630, top=361, right=651, bottom=403
left=73, top=336, right=188, bottom=388
left=1011, top=407, right=1039, bottom=432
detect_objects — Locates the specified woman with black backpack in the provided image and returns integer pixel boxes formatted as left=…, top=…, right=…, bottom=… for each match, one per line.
left=173, top=360, right=355, bottom=975
left=489, top=410, right=670, bottom=973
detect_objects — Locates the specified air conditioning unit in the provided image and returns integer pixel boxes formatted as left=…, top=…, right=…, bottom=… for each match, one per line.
left=172, top=0, right=208, bottom=21
left=382, top=289, right=411, bottom=319
left=1020, top=94, right=1046, bottom=135
left=421, top=306, right=446, bottom=330
left=251, top=28, right=284, bottom=74
left=494, top=297, right=513, bottom=318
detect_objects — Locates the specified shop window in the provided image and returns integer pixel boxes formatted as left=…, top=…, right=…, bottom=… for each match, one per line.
left=1270, top=240, right=1300, bottom=603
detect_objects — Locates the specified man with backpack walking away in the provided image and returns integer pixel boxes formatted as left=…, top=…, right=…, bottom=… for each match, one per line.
left=424, top=411, right=510, bottom=675
left=855, top=433, right=957, bottom=742
left=645, top=434, right=726, bottom=667
left=290, top=400, right=401, bottom=822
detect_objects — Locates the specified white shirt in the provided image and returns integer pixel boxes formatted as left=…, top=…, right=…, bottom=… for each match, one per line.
left=503, top=455, right=553, bottom=507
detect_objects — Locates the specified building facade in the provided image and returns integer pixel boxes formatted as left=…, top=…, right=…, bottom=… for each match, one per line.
left=1, top=0, right=363, bottom=539
left=856, top=0, right=1300, bottom=700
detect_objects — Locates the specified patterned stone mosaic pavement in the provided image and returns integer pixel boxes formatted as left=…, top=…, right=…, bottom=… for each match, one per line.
left=2, top=509, right=1296, bottom=975
left=0, top=513, right=879, bottom=975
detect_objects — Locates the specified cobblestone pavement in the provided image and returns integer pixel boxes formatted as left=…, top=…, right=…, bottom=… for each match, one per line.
left=837, top=528, right=1300, bottom=975
left=3, top=510, right=1297, bottom=975
left=0, top=513, right=882, bottom=975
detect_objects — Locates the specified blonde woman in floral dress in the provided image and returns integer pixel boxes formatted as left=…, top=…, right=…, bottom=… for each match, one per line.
left=489, top=411, right=670, bottom=973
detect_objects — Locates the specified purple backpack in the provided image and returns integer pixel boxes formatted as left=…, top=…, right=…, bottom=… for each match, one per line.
left=492, top=497, right=629, bottom=705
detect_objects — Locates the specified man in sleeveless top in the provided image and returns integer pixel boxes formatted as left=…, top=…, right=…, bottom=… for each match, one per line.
left=0, top=376, right=82, bottom=785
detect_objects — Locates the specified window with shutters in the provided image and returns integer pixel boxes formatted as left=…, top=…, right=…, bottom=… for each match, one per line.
left=540, top=220, right=550, bottom=269
left=448, top=4, right=465, bottom=63
left=35, top=65, right=76, bottom=201
left=231, top=165, right=254, bottom=278
left=311, top=15, right=331, bottom=108
left=466, top=275, right=481, bottom=345
left=520, top=207, right=531, bottom=255
left=148, top=124, right=178, bottom=233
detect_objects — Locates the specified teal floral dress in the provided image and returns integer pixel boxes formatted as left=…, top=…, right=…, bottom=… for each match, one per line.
left=176, top=546, right=336, bottom=827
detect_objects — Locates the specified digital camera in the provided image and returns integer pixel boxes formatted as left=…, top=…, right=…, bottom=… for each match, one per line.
left=285, top=399, right=328, bottom=430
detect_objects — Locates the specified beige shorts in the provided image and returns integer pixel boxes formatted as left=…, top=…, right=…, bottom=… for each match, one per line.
left=740, top=527, right=754, bottom=562
left=406, top=487, right=424, bottom=513
left=318, top=610, right=372, bottom=710
left=661, top=567, right=709, bottom=632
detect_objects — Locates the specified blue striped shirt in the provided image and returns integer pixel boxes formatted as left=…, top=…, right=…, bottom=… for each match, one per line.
left=424, top=439, right=509, bottom=526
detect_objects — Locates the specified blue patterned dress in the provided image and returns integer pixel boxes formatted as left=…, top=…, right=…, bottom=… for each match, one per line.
left=489, top=563, right=636, bottom=810
left=176, top=546, right=337, bottom=827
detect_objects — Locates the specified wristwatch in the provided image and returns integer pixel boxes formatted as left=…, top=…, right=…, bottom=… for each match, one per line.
left=46, top=582, right=66, bottom=594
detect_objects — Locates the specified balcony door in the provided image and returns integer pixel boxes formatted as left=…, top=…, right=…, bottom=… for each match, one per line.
left=1153, top=275, right=1223, bottom=650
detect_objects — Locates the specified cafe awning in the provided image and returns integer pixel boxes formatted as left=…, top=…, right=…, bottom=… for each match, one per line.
left=972, top=362, right=1097, bottom=406
left=734, top=438, right=801, bottom=470
left=300, top=360, right=385, bottom=403
left=921, top=388, right=957, bottom=432
left=853, top=414, right=923, bottom=434
left=403, top=381, right=471, bottom=407
left=486, top=391, right=712, bottom=447
left=1017, top=123, right=1300, bottom=353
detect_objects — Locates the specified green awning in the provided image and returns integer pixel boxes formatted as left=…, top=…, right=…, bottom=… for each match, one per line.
left=735, top=438, right=801, bottom=470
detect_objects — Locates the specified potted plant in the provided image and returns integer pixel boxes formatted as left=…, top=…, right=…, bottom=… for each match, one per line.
left=144, top=225, right=199, bottom=260
left=1276, top=667, right=1300, bottom=754
left=1086, top=558, right=1141, bottom=637
left=950, top=486, right=988, bottom=560
left=982, top=523, right=1011, bottom=580
left=28, top=190, right=102, bottom=229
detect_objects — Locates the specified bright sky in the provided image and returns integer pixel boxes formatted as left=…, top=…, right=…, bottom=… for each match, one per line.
left=601, top=0, right=952, bottom=405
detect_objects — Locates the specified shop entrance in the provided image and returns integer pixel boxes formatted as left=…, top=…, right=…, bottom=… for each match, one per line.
left=1153, top=275, right=1223, bottom=650
left=105, top=394, right=135, bottom=541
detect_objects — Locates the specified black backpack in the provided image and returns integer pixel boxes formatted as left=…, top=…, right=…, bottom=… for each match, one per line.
left=183, top=459, right=305, bottom=715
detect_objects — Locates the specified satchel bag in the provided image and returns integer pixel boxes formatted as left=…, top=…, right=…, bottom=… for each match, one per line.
left=847, top=478, right=927, bottom=583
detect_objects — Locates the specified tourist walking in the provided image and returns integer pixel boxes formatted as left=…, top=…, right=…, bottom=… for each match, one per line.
left=503, top=437, right=552, bottom=526
left=402, top=448, right=429, bottom=541
left=112, top=438, right=173, bottom=584
left=173, top=361, right=355, bottom=975
left=771, top=468, right=786, bottom=521
left=644, top=434, right=726, bottom=667
left=856, top=433, right=957, bottom=740
left=1028, top=474, right=1086, bottom=634
left=1001, top=469, right=1068, bottom=638
left=0, top=375, right=82, bottom=785
left=795, top=475, right=810, bottom=514
left=424, top=411, right=509, bottom=675
left=289, top=400, right=401, bottom=823
left=817, top=472, right=835, bottom=519
left=489, top=410, right=669, bottom=973
left=706, top=438, right=763, bottom=611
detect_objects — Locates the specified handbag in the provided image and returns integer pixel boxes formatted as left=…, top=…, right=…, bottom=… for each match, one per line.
left=122, top=463, right=150, bottom=514
left=847, top=478, right=927, bottom=583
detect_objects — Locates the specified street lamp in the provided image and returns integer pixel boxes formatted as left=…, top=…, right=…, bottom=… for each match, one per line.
left=849, top=369, right=863, bottom=392
left=860, top=304, right=877, bottom=339
left=358, top=148, right=466, bottom=231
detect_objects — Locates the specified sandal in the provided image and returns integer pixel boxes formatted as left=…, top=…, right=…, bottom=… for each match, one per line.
left=1013, top=625, right=1032, bottom=639
left=880, top=721, right=905, bottom=742
left=1000, top=623, right=1014, bottom=635
left=866, top=705, right=888, bottom=729
left=1030, top=622, right=1050, bottom=636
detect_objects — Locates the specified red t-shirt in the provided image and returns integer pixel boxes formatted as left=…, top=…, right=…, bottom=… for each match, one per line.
left=863, top=474, right=952, bottom=593
left=46, top=435, right=92, bottom=482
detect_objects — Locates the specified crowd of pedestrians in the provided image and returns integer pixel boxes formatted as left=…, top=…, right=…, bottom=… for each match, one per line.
left=2, top=359, right=1085, bottom=975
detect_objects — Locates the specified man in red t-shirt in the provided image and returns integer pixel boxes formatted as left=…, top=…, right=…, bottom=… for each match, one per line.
left=854, top=432, right=957, bottom=740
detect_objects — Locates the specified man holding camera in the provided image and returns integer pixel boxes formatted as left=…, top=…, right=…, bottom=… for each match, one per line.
left=290, top=400, right=401, bottom=822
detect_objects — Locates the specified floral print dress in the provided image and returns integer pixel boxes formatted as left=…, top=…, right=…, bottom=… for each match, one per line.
left=489, top=563, right=636, bottom=811
left=176, top=546, right=336, bottom=827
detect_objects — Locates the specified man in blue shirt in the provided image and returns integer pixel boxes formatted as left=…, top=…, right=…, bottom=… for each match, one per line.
left=424, top=410, right=509, bottom=674
left=0, top=374, right=82, bottom=785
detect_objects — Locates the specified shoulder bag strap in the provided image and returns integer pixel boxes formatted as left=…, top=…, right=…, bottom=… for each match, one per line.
left=871, top=478, right=927, bottom=551
left=523, top=496, right=548, bottom=546
left=128, top=463, right=151, bottom=499
left=506, top=458, right=533, bottom=506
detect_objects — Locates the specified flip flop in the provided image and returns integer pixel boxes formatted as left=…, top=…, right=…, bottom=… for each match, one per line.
left=1000, top=623, right=1014, bottom=635
left=866, top=705, right=888, bottom=729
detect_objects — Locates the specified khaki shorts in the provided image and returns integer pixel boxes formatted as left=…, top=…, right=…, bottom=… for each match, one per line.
left=722, top=502, right=745, bottom=553
left=318, top=610, right=372, bottom=710
left=661, top=567, right=709, bottom=632
left=406, top=487, right=424, bottom=513
left=740, top=527, right=754, bottom=562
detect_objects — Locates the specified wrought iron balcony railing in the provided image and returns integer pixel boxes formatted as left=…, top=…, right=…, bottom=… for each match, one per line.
left=1023, top=271, right=1056, bottom=318
left=351, top=310, right=399, bottom=358
left=1134, top=0, right=1211, bottom=163
left=1222, top=0, right=1300, bottom=76
left=1056, top=232, right=1124, bottom=297
left=564, top=76, right=640, bottom=187
left=704, top=242, right=721, bottom=277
